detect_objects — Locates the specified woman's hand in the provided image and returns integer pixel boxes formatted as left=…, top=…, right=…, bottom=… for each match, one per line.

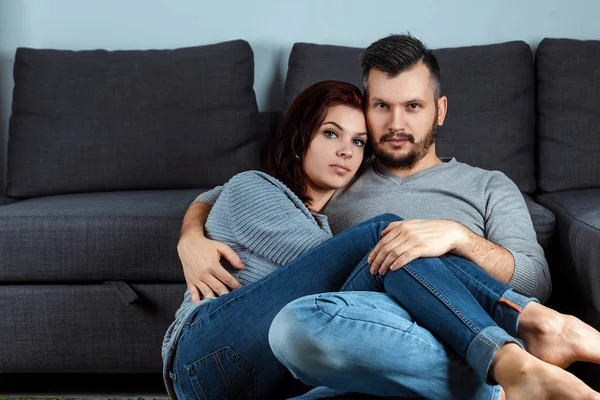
left=367, top=219, right=468, bottom=275
left=177, top=229, right=244, bottom=303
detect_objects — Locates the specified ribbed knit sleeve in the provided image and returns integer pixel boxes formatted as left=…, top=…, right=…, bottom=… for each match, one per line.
left=227, top=171, right=332, bottom=266
left=194, top=186, right=223, bottom=205
left=484, top=172, right=551, bottom=302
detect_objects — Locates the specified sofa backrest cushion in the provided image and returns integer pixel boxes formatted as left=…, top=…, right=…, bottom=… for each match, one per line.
left=8, top=39, right=260, bottom=198
left=284, top=41, right=536, bottom=193
left=536, top=38, right=600, bottom=193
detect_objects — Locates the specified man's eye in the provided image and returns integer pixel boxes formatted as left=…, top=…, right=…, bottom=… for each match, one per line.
left=408, top=103, right=420, bottom=110
left=375, top=103, right=388, bottom=109
left=324, top=130, right=338, bottom=138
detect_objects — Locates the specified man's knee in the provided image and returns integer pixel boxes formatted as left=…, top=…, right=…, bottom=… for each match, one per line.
left=269, top=295, right=348, bottom=382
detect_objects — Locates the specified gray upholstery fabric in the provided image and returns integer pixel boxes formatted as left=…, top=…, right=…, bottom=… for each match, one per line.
left=8, top=40, right=260, bottom=198
left=537, top=189, right=600, bottom=310
left=0, top=197, right=18, bottom=206
left=0, top=283, right=185, bottom=372
left=0, top=189, right=207, bottom=282
left=283, top=41, right=536, bottom=193
left=257, top=111, right=281, bottom=160
left=536, top=38, right=600, bottom=193
left=523, top=194, right=556, bottom=252
left=283, top=43, right=363, bottom=111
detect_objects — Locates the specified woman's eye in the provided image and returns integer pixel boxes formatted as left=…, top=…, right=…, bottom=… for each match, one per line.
left=353, top=139, right=365, bottom=147
left=324, top=130, right=338, bottom=138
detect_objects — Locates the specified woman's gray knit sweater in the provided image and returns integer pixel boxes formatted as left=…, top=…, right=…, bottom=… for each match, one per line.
left=162, top=171, right=333, bottom=399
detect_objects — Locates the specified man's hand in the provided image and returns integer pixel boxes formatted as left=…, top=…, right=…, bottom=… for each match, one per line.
left=367, top=219, right=467, bottom=275
left=177, top=229, right=244, bottom=303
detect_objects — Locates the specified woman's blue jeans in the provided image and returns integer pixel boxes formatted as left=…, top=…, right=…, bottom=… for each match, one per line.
left=170, top=214, right=533, bottom=399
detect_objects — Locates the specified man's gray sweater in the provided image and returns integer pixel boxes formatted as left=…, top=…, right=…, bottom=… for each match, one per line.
left=195, top=158, right=551, bottom=303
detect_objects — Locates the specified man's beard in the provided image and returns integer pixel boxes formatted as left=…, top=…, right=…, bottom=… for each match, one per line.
left=372, top=116, right=438, bottom=170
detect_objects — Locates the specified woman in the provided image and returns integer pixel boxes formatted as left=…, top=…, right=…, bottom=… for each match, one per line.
left=163, top=80, right=600, bottom=400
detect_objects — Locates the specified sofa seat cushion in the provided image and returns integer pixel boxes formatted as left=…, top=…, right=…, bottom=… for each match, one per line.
left=537, top=189, right=600, bottom=310
left=8, top=40, right=260, bottom=198
left=284, top=41, right=536, bottom=193
left=0, top=190, right=205, bottom=282
left=0, top=283, right=185, bottom=372
left=523, top=194, right=556, bottom=252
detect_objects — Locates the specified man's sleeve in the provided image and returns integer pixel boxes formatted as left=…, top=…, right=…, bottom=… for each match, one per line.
left=193, top=186, right=223, bottom=205
left=485, top=172, right=552, bottom=303
left=227, top=172, right=332, bottom=266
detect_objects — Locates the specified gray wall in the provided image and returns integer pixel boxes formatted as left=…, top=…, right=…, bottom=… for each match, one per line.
left=0, top=0, right=599, bottom=193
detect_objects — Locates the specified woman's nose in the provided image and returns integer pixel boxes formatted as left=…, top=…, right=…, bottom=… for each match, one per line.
left=337, top=145, right=352, bottom=158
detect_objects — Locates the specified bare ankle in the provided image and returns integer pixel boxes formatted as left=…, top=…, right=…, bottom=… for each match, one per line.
left=518, top=302, right=562, bottom=338
left=489, top=343, right=533, bottom=386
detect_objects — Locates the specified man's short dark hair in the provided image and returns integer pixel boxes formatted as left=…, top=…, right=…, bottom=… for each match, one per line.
left=361, top=34, right=442, bottom=100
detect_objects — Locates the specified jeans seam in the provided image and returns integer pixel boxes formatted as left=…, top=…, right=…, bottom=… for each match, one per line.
left=339, top=261, right=370, bottom=291
left=212, top=352, right=241, bottom=400
left=498, top=297, right=524, bottom=312
left=476, top=330, right=502, bottom=350
left=404, top=264, right=481, bottom=335
left=469, top=331, right=503, bottom=384
left=175, top=351, right=191, bottom=400
left=441, top=255, right=504, bottom=300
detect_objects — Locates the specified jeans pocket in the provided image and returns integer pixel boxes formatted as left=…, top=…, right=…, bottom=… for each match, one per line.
left=186, top=346, right=256, bottom=400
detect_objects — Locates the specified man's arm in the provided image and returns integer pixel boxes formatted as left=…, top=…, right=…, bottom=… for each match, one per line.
left=178, top=186, right=244, bottom=302
left=474, top=172, right=551, bottom=302
left=370, top=219, right=516, bottom=284
left=368, top=172, right=550, bottom=302
left=180, top=201, right=210, bottom=237
left=451, top=226, right=515, bottom=284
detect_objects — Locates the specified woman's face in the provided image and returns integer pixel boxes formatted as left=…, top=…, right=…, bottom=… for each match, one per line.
left=303, top=104, right=368, bottom=193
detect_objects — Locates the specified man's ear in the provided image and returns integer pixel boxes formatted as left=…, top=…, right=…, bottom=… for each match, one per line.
left=437, top=96, right=448, bottom=126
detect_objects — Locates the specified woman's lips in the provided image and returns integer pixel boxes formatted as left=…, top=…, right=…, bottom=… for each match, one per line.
left=330, top=164, right=350, bottom=174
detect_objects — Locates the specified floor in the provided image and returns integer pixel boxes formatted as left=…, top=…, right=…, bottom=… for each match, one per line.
left=0, top=374, right=168, bottom=400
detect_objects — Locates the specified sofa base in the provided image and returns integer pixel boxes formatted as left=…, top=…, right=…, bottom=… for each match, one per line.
left=0, top=283, right=185, bottom=373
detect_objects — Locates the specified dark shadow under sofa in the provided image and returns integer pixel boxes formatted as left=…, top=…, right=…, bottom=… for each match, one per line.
left=0, top=37, right=598, bottom=393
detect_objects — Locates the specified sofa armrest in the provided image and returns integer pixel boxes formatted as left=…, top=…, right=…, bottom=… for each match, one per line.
left=537, top=189, right=600, bottom=311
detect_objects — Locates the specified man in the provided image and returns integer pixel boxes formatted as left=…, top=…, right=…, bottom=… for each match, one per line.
left=176, top=35, right=597, bottom=399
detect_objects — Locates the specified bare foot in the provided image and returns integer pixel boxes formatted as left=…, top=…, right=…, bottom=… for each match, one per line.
left=503, top=362, right=600, bottom=400
left=492, top=344, right=600, bottom=400
left=518, top=302, right=600, bottom=368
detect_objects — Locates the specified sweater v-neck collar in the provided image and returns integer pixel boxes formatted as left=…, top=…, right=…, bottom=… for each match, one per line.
left=373, top=157, right=457, bottom=185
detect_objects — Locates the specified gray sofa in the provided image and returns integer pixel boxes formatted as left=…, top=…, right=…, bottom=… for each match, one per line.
left=0, top=37, right=598, bottom=392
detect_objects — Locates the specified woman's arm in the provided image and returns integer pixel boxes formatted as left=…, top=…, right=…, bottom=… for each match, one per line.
left=228, top=171, right=332, bottom=266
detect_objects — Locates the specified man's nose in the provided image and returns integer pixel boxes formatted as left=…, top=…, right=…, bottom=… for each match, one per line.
left=389, top=108, right=406, bottom=132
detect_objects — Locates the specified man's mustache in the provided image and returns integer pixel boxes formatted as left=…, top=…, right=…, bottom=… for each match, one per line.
left=380, top=132, right=415, bottom=144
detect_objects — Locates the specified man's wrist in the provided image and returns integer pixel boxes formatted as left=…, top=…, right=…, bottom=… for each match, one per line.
left=451, top=222, right=472, bottom=256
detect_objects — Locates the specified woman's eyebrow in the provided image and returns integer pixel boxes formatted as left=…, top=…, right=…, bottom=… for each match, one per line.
left=322, top=121, right=344, bottom=131
left=323, top=122, right=367, bottom=137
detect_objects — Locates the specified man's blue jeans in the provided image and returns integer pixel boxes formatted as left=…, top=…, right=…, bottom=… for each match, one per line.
left=170, top=214, right=526, bottom=399
left=270, top=252, right=536, bottom=398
